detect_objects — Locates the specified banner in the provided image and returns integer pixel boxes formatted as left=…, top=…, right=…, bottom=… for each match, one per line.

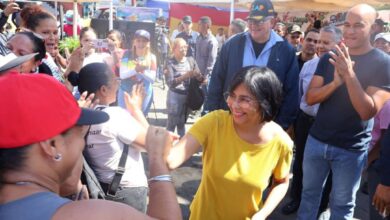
left=169, top=3, right=249, bottom=35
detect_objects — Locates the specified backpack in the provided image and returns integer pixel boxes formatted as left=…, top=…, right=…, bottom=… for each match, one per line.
left=80, top=106, right=130, bottom=200
left=185, top=58, right=205, bottom=111
left=186, top=78, right=205, bottom=111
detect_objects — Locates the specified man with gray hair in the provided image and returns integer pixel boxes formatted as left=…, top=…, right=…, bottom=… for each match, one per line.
left=195, top=16, right=218, bottom=112
left=282, top=25, right=343, bottom=216
left=274, top=22, right=286, bottom=38
left=228, top=18, right=247, bottom=38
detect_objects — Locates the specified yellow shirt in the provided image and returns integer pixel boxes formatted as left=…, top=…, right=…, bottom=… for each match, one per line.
left=188, top=110, right=293, bottom=220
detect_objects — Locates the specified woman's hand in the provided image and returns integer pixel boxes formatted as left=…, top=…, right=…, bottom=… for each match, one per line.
left=64, top=48, right=84, bottom=78
left=78, top=92, right=98, bottom=109
left=135, top=62, right=147, bottom=73
left=3, top=1, right=20, bottom=17
left=124, top=83, right=145, bottom=111
left=106, top=38, right=117, bottom=53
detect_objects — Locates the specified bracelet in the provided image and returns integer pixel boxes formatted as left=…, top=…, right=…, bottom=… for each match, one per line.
left=148, top=174, right=173, bottom=184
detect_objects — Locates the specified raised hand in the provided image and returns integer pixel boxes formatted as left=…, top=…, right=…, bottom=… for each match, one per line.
left=124, top=83, right=145, bottom=111
left=77, top=92, right=98, bottom=109
left=329, top=43, right=355, bottom=80
left=65, top=48, right=84, bottom=78
left=3, top=1, right=20, bottom=17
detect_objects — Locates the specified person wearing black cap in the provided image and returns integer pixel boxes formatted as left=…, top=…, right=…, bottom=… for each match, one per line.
left=176, top=15, right=199, bottom=57
left=0, top=73, right=182, bottom=220
left=205, top=0, right=299, bottom=131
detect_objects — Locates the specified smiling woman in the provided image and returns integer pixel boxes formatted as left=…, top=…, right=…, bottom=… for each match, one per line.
left=20, top=5, right=64, bottom=83
left=167, top=66, right=293, bottom=220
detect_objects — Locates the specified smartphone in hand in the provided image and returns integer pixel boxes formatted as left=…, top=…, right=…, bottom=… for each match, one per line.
left=92, top=39, right=109, bottom=49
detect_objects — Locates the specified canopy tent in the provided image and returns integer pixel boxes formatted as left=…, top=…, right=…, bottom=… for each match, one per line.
left=155, top=0, right=389, bottom=22
left=209, top=0, right=389, bottom=12
left=43, top=0, right=114, bottom=37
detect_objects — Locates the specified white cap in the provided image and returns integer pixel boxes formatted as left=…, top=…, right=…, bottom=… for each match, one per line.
left=374, top=32, right=390, bottom=43
left=0, top=46, right=37, bottom=73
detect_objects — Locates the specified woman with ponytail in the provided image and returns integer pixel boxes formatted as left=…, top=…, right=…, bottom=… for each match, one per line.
left=75, top=62, right=151, bottom=212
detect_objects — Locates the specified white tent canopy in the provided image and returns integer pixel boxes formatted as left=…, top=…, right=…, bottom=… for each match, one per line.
left=223, top=0, right=388, bottom=12
left=44, top=0, right=114, bottom=37
left=157, top=0, right=388, bottom=12
left=154, top=0, right=388, bottom=22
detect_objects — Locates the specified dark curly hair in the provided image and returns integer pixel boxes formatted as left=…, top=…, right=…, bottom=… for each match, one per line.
left=20, top=4, right=55, bottom=31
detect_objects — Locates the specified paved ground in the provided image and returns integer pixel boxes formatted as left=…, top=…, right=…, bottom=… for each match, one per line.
left=145, top=80, right=370, bottom=220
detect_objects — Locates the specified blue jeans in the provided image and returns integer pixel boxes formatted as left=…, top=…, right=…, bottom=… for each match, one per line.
left=297, top=135, right=367, bottom=220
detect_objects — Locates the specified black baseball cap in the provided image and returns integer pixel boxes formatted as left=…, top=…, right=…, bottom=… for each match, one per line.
left=182, top=16, right=192, bottom=24
left=247, top=0, right=275, bottom=21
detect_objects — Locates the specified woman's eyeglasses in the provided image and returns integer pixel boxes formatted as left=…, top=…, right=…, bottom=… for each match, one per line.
left=224, top=92, right=258, bottom=109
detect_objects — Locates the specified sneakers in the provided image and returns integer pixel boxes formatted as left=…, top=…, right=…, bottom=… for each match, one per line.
left=282, top=200, right=300, bottom=215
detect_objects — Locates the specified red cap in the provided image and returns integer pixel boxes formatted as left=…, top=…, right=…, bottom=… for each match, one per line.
left=0, top=74, right=108, bottom=148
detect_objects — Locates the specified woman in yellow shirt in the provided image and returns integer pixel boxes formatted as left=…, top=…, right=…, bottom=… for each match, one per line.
left=168, top=66, right=293, bottom=220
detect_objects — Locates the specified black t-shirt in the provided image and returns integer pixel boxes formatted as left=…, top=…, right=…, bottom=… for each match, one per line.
left=297, top=53, right=306, bottom=71
left=310, top=49, right=390, bottom=150
left=251, top=38, right=267, bottom=58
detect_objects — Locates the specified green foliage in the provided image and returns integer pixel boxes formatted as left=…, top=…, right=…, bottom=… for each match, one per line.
left=58, top=37, right=80, bottom=55
left=377, top=4, right=390, bottom=10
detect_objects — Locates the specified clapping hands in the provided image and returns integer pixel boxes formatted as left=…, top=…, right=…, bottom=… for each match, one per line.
left=329, top=43, right=355, bottom=81
left=77, top=92, right=98, bottom=109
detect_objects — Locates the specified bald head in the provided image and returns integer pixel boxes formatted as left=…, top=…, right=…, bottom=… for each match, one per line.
left=344, top=4, right=377, bottom=54
left=347, top=4, right=377, bottom=25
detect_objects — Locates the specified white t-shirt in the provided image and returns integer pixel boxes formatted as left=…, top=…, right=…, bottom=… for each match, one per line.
left=85, top=105, right=147, bottom=187
left=83, top=52, right=111, bottom=66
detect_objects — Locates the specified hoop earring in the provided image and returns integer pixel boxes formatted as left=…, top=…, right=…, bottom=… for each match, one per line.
left=54, top=153, right=62, bottom=162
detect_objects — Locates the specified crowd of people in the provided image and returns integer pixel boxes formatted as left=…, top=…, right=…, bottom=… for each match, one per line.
left=0, top=0, right=390, bottom=220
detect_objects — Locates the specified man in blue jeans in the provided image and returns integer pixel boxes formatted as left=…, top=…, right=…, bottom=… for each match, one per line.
left=298, top=4, right=390, bottom=220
